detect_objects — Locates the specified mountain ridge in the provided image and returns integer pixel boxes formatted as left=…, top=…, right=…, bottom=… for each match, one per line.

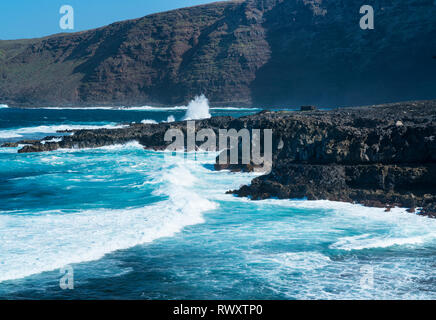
left=1, top=0, right=435, bottom=108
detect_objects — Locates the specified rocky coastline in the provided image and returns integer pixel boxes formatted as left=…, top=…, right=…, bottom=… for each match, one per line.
left=3, top=100, right=436, bottom=217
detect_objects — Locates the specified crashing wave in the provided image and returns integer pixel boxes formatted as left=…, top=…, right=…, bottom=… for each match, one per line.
left=183, top=94, right=211, bottom=120
left=0, top=123, right=128, bottom=139
left=0, top=150, right=217, bottom=282
left=119, top=106, right=187, bottom=111
left=165, top=115, right=176, bottom=123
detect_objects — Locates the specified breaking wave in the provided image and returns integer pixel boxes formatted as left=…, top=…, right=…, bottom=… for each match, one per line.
left=10, top=104, right=260, bottom=112
left=165, top=115, right=176, bottom=123
left=183, top=95, right=211, bottom=120
left=330, top=234, right=429, bottom=251
left=0, top=123, right=128, bottom=139
left=0, top=147, right=216, bottom=283
left=121, top=105, right=260, bottom=112
left=120, top=106, right=188, bottom=111
left=140, top=119, right=158, bottom=124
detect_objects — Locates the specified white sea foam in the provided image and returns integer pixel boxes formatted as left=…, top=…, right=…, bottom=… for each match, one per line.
left=210, top=107, right=261, bottom=111
left=119, top=105, right=260, bottom=112
left=0, top=205, right=203, bottom=282
left=118, top=105, right=260, bottom=112
left=0, top=149, right=216, bottom=283
left=223, top=198, right=436, bottom=251
left=0, top=132, right=21, bottom=139
left=264, top=200, right=436, bottom=251
left=37, top=106, right=116, bottom=110
left=0, top=123, right=128, bottom=139
left=95, top=141, right=143, bottom=151
left=9, top=104, right=260, bottom=112
left=165, top=115, right=176, bottom=123
left=183, top=95, right=211, bottom=120
left=2, top=143, right=435, bottom=286
left=0, top=104, right=8, bottom=109
left=140, top=119, right=158, bottom=124
left=0, top=147, right=18, bottom=153
left=13, top=105, right=176, bottom=111
left=259, top=252, right=331, bottom=272
left=330, top=234, right=428, bottom=251
left=56, top=140, right=143, bottom=153
left=41, top=137, right=63, bottom=145
left=120, top=106, right=188, bottom=111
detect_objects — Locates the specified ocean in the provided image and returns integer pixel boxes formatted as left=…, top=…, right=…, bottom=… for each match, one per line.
left=0, top=103, right=435, bottom=300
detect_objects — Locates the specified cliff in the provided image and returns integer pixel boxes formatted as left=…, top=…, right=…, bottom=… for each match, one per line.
left=229, top=100, right=436, bottom=217
left=1, top=0, right=435, bottom=108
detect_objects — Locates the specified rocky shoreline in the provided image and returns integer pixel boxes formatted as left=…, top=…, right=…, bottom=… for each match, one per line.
left=2, top=100, right=436, bottom=217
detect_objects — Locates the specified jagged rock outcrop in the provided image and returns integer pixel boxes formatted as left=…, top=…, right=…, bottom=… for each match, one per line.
left=228, top=100, right=436, bottom=217
left=4, top=100, right=436, bottom=217
left=1, top=0, right=435, bottom=107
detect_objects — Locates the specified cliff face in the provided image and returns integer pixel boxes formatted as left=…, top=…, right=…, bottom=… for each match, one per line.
left=228, top=100, right=436, bottom=217
left=0, top=0, right=436, bottom=108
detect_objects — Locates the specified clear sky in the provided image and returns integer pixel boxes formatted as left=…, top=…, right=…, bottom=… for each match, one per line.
left=0, top=0, right=221, bottom=40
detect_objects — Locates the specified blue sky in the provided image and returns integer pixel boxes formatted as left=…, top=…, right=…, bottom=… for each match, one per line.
left=0, top=0, right=220, bottom=40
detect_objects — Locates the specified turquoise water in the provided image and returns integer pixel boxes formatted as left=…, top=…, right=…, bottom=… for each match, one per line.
left=0, top=106, right=435, bottom=299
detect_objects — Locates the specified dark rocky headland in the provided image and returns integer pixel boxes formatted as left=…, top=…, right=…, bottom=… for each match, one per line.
left=3, top=100, right=436, bottom=217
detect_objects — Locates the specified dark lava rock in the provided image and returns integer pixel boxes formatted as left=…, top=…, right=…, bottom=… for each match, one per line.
left=1, top=142, right=19, bottom=148
left=1, top=140, right=41, bottom=148
left=6, top=99, right=436, bottom=217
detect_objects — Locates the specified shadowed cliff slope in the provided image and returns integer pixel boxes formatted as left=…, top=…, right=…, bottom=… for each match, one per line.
left=0, top=0, right=435, bottom=107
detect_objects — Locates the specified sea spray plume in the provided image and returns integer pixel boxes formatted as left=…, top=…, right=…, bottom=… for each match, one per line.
left=183, top=95, right=211, bottom=120
left=165, top=115, right=176, bottom=123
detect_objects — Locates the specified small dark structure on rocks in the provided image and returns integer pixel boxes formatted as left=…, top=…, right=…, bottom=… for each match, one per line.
left=300, top=106, right=317, bottom=111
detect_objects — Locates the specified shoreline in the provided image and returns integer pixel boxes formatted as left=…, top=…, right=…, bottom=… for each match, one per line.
left=2, top=99, right=435, bottom=217
left=0, top=143, right=430, bottom=285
